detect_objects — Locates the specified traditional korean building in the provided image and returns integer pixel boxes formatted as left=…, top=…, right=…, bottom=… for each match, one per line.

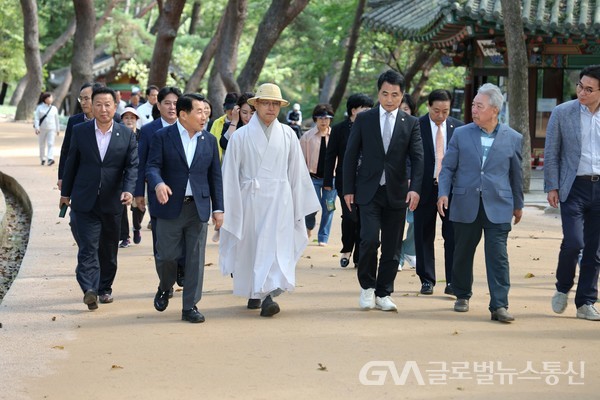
left=363, top=0, right=600, bottom=153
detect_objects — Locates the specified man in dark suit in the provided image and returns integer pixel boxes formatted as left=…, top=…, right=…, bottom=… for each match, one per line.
left=58, top=82, right=121, bottom=243
left=343, top=70, right=424, bottom=312
left=146, top=93, right=224, bottom=323
left=414, top=89, right=463, bottom=295
left=60, top=86, right=139, bottom=311
left=134, top=86, right=184, bottom=287
left=437, top=83, right=523, bottom=323
left=323, top=93, right=373, bottom=268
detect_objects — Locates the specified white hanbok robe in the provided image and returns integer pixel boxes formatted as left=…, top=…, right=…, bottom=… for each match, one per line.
left=219, top=114, right=320, bottom=299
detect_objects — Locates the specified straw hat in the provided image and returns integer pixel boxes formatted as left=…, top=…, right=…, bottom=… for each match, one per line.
left=247, top=83, right=289, bottom=107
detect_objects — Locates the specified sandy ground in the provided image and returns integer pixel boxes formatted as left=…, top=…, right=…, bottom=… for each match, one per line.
left=0, top=119, right=598, bottom=399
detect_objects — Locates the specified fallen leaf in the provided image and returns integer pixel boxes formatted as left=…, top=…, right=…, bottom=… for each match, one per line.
left=329, top=274, right=336, bottom=277
left=111, top=365, right=123, bottom=370
left=452, top=330, right=459, bottom=335
left=524, top=273, right=535, bottom=278
left=52, top=346, right=64, bottom=350
left=457, top=387, right=465, bottom=391
left=317, top=363, right=327, bottom=371
left=51, top=316, right=56, bottom=321
left=204, top=262, right=213, bottom=267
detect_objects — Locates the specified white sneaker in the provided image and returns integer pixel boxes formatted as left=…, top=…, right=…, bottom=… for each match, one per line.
left=359, top=288, right=376, bottom=310
left=551, top=291, right=568, bottom=314
left=405, top=255, right=417, bottom=269
left=375, top=296, right=398, bottom=311
left=576, top=304, right=600, bottom=321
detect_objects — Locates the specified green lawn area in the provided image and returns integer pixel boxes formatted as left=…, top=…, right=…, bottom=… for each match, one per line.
left=0, top=105, right=16, bottom=117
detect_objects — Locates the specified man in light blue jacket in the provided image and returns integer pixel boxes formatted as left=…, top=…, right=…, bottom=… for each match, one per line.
left=437, top=83, right=523, bottom=323
left=544, top=65, right=600, bottom=321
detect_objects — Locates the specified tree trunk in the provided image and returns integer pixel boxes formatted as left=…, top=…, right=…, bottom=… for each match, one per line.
left=147, top=0, right=187, bottom=88
left=320, top=59, right=343, bottom=104
left=501, top=0, right=531, bottom=192
left=236, top=0, right=309, bottom=92
left=185, top=10, right=226, bottom=92
left=407, top=50, right=441, bottom=103
left=9, top=77, right=27, bottom=107
left=10, top=1, right=120, bottom=107
left=53, top=70, right=73, bottom=113
left=189, top=0, right=201, bottom=34
left=70, top=0, right=96, bottom=114
left=207, top=0, right=247, bottom=116
left=0, top=82, right=9, bottom=105
left=328, top=0, right=366, bottom=113
left=15, top=0, right=43, bottom=121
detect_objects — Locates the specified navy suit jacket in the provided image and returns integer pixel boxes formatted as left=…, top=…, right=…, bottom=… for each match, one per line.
left=60, top=120, right=139, bottom=214
left=418, top=115, right=464, bottom=202
left=59, top=113, right=122, bottom=180
left=134, top=118, right=167, bottom=215
left=343, top=107, right=424, bottom=208
left=146, top=124, right=224, bottom=221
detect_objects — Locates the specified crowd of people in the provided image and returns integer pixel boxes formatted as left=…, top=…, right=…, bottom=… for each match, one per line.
left=50, top=64, right=600, bottom=324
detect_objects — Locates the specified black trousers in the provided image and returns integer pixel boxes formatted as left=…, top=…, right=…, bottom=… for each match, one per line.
left=337, top=192, right=360, bottom=264
left=414, top=186, right=455, bottom=285
left=120, top=205, right=146, bottom=241
left=73, top=201, right=122, bottom=296
left=357, top=185, right=405, bottom=297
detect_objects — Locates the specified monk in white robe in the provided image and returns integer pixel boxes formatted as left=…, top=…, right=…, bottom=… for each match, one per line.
left=219, top=83, right=320, bottom=317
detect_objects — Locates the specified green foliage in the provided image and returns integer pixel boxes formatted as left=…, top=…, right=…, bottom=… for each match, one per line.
left=0, top=0, right=25, bottom=82
left=116, top=58, right=149, bottom=88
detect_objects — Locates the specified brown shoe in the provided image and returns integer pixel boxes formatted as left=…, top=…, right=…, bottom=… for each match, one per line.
left=83, top=290, right=98, bottom=310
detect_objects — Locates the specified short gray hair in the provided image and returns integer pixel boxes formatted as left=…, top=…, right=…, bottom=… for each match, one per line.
left=477, top=83, right=504, bottom=111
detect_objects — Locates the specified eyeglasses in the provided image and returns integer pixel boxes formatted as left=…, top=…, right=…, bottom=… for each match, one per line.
left=78, top=96, right=91, bottom=103
left=576, top=82, right=600, bottom=95
left=257, top=100, right=281, bottom=108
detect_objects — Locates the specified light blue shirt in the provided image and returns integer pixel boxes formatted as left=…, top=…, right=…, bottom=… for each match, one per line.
left=576, top=104, right=600, bottom=175
left=176, top=121, right=201, bottom=196
left=480, top=124, right=498, bottom=166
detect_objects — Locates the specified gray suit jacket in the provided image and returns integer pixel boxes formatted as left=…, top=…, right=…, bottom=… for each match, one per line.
left=543, top=99, right=582, bottom=201
left=438, top=122, right=524, bottom=224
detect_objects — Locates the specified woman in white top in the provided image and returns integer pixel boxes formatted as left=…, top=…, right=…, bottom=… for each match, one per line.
left=33, top=92, right=60, bottom=166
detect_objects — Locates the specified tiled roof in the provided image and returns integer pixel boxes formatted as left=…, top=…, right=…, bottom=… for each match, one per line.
left=363, top=0, right=600, bottom=44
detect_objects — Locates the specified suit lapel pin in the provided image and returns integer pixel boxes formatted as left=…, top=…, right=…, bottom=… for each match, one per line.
left=116, top=132, right=119, bottom=136
left=201, top=135, right=205, bottom=140
left=401, top=118, right=405, bottom=121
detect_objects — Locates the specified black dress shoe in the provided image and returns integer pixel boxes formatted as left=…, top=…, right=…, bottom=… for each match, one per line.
left=491, top=307, right=515, bottom=323
left=83, top=289, right=98, bottom=310
left=176, top=265, right=185, bottom=287
left=182, top=306, right=205, bottom=323
left=340, top=257, right=350, bottom=268
left=168, top=287, right=174, bottom=298
left=260, top=295, right=280, bottom=317
left=247, top=298, right=262, bottom=309
left=420, top=282, right=434, bottom=295
left=154, top=288, right=170, bottom=312
left=454, top=298, right=469, bottom=312
left=444, top=283, right=454, bottom=296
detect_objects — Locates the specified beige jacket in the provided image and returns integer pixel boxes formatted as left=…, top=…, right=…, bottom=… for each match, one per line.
left=299, top=125, right=331, bottom=175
